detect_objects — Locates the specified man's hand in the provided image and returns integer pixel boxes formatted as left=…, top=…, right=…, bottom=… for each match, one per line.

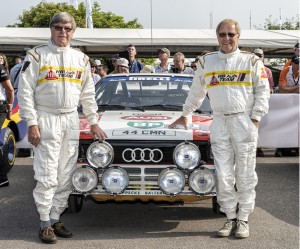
left=28, top=125, right=41, bottom=146
left=168, top=116, right=189, bottom=130
left=251, top=119, right=259, bottom=128
left=6, top=104, right=12, bottom=120
left=90, top=124, right=107, bottom=140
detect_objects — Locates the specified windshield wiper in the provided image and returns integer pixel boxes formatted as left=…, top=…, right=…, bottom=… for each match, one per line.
left=142, top=104, right=182, bottom=110
left=98, top=104, right=126, bottom=111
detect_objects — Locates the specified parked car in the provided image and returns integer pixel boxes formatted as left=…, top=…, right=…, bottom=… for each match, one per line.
left=68, top=73, right=218, bottom=213
left=0, top=89, right=28, bottom=171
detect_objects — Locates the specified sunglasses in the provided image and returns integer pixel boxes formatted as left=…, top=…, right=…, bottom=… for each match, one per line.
left=191, top=66, right=197, bottom=69
left=218, top=32, right=237, bottom=38
left=255, top=53, right=263, bottom=58
left=52, top=26, right=73, bottom=33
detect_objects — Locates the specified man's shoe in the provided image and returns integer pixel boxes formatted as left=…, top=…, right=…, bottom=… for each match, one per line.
left=52, top=222, right=73, bottom=238
left=275, top=149, right=283, bottom=157
left=0, top=179, right=9, bottom=187
left=217, top=220, right=236, bottom=237
left=256, top=148, right=264, bottom=157
left=235, top=220, right=249, bottom=239
left=39, top=227, right=57, bottom=244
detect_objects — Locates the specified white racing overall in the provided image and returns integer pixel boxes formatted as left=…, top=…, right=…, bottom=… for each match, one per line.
left=182, top=49, right=270, bottom=221
left=18, top=40, right=98, bottom=221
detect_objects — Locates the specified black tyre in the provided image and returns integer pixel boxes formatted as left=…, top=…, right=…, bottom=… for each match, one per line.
left=67, top=194, right=84, bottom=213
left=0, top=127, right=16, bottom=172
left=212, top=196, right=226, bottom=216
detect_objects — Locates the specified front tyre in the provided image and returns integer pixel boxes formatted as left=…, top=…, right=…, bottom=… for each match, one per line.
left=0, top=127, right=16, bottom=172
left=212, top=196, right=225, bottom=216
left=67, top=194, right=84, bottom=213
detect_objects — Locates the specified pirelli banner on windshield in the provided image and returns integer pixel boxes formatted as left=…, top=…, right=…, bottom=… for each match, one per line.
left=258, top=94, right=299, bottom=148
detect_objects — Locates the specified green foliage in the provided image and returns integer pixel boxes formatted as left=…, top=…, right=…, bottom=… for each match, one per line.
left=8, top=0, right=143, bottom=28
left=140, top=58, right=156, bottom=66
left=254, top=15, right=299, bottom=30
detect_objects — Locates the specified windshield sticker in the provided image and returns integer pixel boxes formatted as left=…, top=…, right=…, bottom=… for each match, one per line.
left=121, top=115, right=172, bottom=120
left=112, top=130, right=176, bottom=136
left=129, top=77, right=170, bottom=81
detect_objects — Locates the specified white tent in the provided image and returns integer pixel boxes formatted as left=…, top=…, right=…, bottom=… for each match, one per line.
left=0, top=28, right=299, bottom=58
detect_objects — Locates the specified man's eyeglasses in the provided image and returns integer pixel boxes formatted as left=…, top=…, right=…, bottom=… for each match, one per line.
left=255, top=53, right=263, bottom=58
left=52, top=26, right=73, bottom=33
left=218, top=32, right=237, bottom=38
left=191, top=66, right=197, bottom=69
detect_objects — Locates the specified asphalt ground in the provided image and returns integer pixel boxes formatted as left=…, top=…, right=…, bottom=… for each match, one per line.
left=0, top=150, right=298, bottom=249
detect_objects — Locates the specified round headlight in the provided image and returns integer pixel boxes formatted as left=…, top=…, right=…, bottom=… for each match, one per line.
left=87, top=141, right=114, bottom=168
left=102, top=167, right=129, bottom=194
left=189, top=168, right=215, bottom=194
left=158, top=168, right=185, bottom=195
left=72, top=166, right=98, bottom=193
left=173, top=142, right=200, bottom=170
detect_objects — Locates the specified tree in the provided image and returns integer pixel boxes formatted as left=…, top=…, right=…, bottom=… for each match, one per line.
left=254, top=15, right=299, bottom=30
left=8, top=0, right=143, bottom=29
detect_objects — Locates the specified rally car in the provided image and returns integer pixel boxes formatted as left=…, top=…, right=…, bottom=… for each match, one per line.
left=68, top=73, right=218, bottom=213
left=0, top=89, right=28, bottom=171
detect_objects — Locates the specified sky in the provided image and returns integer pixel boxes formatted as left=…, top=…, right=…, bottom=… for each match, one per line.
left=0, top=0, right=299, bottom=29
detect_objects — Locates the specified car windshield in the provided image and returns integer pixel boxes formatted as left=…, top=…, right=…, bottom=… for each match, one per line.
left=95, top=74, right=212, bottom=113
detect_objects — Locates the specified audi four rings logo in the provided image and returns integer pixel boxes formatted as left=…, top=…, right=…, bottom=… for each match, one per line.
left=122, top=148, right=163, bottom=163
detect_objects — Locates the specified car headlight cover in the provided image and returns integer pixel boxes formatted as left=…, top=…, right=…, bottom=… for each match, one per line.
left=158, top=168, right=185, bottom=195
left=87, top=141, right=114, bottom=168
left=189, top=168, right=215, bottom=194
left=173, top=142, right=200, bottom=170
left=72, top=166, right=98, bottom=193
left=102, top=167, right=129, bottom=194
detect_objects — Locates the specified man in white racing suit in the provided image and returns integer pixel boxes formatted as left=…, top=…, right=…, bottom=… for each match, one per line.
left=18, top=12, right=107, bottom=244
left=169, top=19, right=270, bottom=239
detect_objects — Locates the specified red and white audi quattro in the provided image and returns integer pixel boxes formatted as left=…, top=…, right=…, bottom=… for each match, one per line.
left=69, top=74, right=218, bottom=213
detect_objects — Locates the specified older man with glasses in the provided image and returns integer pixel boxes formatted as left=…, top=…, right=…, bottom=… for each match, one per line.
left=169, top=19, right=270, bottom=239
left=18, top=12, right=107, bottom=244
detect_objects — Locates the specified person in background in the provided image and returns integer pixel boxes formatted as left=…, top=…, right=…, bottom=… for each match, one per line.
left=253, top=48, right=274, bottom=157
left=0, top=53, right=10, bottom=78
left=195, top=50, right=212, bottom=63
left=98, top=64, right=108, bottom=78
left=169, top=18, right=270, bottom=239
left=109, top=54, right=120, bottom=74
left=90, top=59, right=101, bottom=85
left=169, top=52, right=194, bottom=75
left=10, top=49, right=28, bottom=88
left=15, top=57, right=22, bottom=64
left=190, top=61, right=197, bottom=71
left=279, top=55, right=299, bottom=93
left=282, top=43, right=299, bottom=70
left=254, top=48, right=274, bottom=92
left=127, top=44, right=144, bottom=73
left=0, top=57, right=14, bottom=187
left=154, top=48, right=171, bottom=73
left=140, top=65, right=154, bottom=73
left=18, top=12, right=107, bottom=244
left=116, top=58, right=129, bottom=74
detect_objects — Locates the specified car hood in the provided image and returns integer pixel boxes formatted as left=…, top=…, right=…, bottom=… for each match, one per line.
left=80, top=110, right=212, bottom=141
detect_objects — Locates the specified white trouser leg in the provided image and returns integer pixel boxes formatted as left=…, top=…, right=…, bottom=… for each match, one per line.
left=50, top=113, right=80, bottom=220
left=33, top=111, right=79, bottom=221
left=231, top=115, right=258, bottom=221
left=210, top=117, right=237, bottom=219
left=210, top=115, right=258, bottom=221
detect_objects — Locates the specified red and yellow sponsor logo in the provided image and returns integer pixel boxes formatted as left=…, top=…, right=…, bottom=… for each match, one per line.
left=260, top=67, right=268, bottom=80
